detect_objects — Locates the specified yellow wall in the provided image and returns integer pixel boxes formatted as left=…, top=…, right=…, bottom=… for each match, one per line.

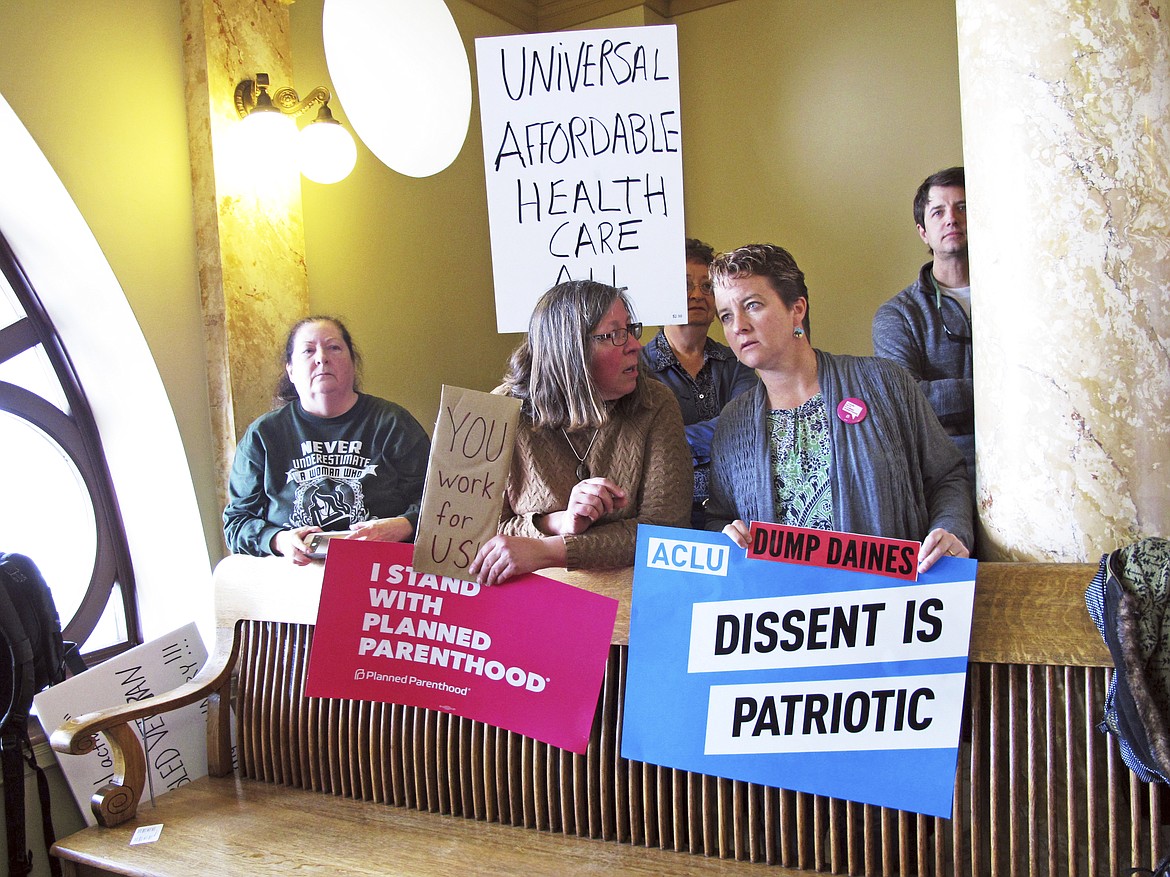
left=290, top=0, right=525, bottom=432
left=676, top=0, right=963, bottom=354
left=0, top=0, right=961, bottom=568
left=0, top=1, right=219, bottom=554
left=291, top=0, right=962, bottom=404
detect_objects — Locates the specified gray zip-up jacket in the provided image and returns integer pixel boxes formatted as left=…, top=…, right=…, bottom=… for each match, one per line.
left=872, top=261, right=974, bottom=480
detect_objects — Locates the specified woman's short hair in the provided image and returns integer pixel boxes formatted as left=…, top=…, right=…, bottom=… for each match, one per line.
left=500, top=280, right=644, bottom=430
left=685, top=237, right=715, bottom=266
left=274, top=315, right=362, bottom=406
left=710, top=244, right=811, bottom=336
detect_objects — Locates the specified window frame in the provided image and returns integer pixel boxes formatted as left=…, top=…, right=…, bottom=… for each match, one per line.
left=0, top=230, right=141, bottom=663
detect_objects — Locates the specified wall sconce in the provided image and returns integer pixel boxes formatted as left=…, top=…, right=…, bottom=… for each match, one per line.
left=234, top=73, right=358, bottom=185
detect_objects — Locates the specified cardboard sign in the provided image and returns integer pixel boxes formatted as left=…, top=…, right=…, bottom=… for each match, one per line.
left=412, top=385, right=520, bottom=579
left=747, top=521, right=921, bottom=582
left=306, top=540, right=617, bottom=753
left=475, top=25, right=687, bottom=332
left=623, top=525, right=977, bottom=817
left=33, top=623, right=222, bottom=826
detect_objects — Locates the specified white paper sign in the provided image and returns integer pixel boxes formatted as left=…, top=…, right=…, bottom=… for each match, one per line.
left=130, top=824, right=163, bottom=845
left=476, top=25, right=688, bottom=332
left=33, top=623, right=223, bottom=826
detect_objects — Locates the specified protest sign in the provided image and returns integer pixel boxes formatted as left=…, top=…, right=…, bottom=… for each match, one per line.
left=412, top=385, right=520, bottom=579
left=475, top=25, right=687, bottom=332
left=34, top=623, right=220, bottom=826
left=623, top=525, right=977, bottom=817
left=747, top=521, right=921, bottom=582
left=306, top=540, right=617, bottom=753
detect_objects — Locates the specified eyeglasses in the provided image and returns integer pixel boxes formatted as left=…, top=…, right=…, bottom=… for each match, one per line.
left=686, top=278, right=715, bottom=296
left=931, top=278, right=972, bottom=344
left=591, top=322, right=643, bottom=346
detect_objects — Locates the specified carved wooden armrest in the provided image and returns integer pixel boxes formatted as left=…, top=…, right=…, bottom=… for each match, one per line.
left=49, top=631, right=240, bottom=827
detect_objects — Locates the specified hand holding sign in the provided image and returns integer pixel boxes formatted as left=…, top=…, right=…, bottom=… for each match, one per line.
left=722, top=519, right=751, bottom=549
left=471, top=477, right=630, bottom=585
left=470, top=534, right=566, bottom=587
left=917, top=527, right=970, bottom=573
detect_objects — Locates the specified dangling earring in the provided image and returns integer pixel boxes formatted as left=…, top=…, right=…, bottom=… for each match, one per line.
left=793, top=327, right=805, bottom=338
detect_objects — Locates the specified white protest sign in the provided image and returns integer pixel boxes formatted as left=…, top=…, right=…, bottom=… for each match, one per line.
left=33, top=623, right=226, bottom=826
left=703, top=672, right=969, bottom=755
left=688, top=581, right=971, bottom=673
left=475, top=25, right=687, bottom=332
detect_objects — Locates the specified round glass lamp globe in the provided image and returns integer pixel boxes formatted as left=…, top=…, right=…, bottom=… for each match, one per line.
left=237, top=108, right=299, bottom=191
left=299, top=119, right=358, bottom=184
left=239, top=108, right=297, bottom=162
left=323, top=0, right=471, bottom=178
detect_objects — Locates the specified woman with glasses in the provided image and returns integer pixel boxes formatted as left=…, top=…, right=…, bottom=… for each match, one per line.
left=706, top=245, right=972, bottom=574
left=469, top=280, right=692, bottom=587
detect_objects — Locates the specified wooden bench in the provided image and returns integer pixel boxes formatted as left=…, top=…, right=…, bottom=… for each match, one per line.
left=48, top=557, right=1167, bottom=876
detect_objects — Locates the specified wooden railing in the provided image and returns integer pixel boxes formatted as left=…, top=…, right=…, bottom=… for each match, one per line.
left=52, top=556, right=1166, bottom=876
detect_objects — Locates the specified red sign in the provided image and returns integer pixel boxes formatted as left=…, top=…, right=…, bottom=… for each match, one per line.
left=746, top=522, right=920, bottom=582
left=305, top=540, right=617, bottom=753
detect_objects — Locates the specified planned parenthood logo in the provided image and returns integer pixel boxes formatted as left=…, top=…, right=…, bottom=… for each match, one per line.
left=646, top=536, right=729, bottom=577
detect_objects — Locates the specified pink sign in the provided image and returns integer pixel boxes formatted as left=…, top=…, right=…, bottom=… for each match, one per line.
left=305, top=540, right=618, bottom=753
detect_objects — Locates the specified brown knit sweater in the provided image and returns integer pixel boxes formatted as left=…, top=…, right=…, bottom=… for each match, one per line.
left=499, top=379, right=692, bottom=570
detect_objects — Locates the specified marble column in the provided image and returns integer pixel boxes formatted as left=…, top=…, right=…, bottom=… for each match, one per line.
left=958, top=0, right=1170, bottom=561
left=181, top=0, right=310, bottom=513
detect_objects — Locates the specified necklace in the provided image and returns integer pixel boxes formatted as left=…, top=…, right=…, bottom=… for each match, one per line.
left=561, top=427, right=599, bottom=481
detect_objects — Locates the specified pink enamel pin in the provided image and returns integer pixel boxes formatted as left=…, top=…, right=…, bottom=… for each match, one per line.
left=836, top=397, right=868, bottom=424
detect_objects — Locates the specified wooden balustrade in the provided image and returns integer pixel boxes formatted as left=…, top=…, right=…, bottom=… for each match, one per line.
left=52, top=555, right=1167, bottom=876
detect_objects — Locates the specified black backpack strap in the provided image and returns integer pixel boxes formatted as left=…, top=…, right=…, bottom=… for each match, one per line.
left=2, top=729, right=32, bottom=877
left=0, top=567, right=35, bottom=877
left=61, top=642, right=85, bottom=678
left=25, top=738, right=62, bottom=877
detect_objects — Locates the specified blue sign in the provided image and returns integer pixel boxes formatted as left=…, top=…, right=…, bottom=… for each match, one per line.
left=622, top=525, right=977, bottom=817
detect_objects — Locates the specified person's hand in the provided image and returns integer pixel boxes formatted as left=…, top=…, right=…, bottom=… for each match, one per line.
left=347, top=516, right=414, bottom=543
left=541, top=477, right=629, bottom=536
left=271, top=526, right=322, bottom=566
left=722, top=520, right=751, bottom=549
left=918, top=528, right=969, bottom=573
left=469, top=535, right=566, bottom=587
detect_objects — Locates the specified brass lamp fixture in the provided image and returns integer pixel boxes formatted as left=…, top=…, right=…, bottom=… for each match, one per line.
left=234, top=73, right=358, bottom=184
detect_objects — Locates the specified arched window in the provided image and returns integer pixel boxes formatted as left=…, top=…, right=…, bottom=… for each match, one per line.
left=0, top=232, right=140, bottom=662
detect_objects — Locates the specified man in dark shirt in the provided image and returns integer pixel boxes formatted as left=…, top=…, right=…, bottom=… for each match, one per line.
left=642, top=238, right=758, bottom=527
left=873, top=167, right=974, bottom=482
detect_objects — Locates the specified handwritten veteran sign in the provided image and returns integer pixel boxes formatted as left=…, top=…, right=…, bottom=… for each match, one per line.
left=475, top=25, right=687, bottom=332
left=623, top=525, right=977, bottom=817
left=412, top=385, right=520, bottom=579
left=34, top=623, right=218, bottom=826
left=306, top=540, right=617, bottom=753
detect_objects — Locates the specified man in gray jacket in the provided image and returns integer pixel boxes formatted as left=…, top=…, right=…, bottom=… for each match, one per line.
left=873, top=166, right=973, bottom=482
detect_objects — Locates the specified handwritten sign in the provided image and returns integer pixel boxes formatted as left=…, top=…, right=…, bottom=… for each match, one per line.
left=33, top=623, right=224, bottom=826
left=306, top=540, right=617, bottom=753
left=475, top=25, right=687, bottom=332
left=412, top=385, right=520, bottom=579
left=623, top=526, right=976, bottom=817
left=747, top=521, right=921, bottom=581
